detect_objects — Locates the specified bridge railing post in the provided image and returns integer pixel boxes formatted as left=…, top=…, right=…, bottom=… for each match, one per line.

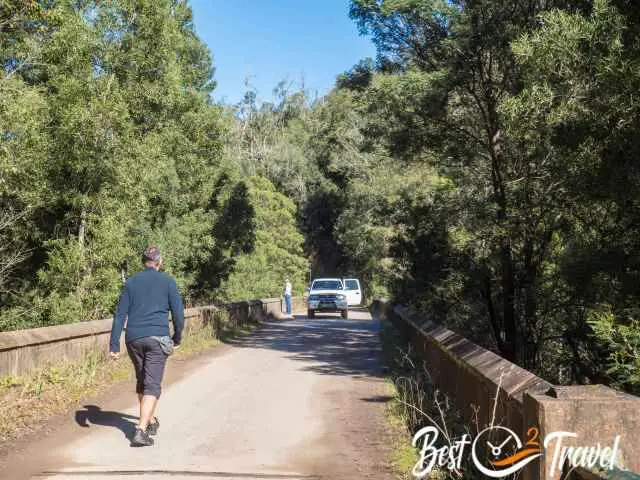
left=372, top=299, right=640, bottom=479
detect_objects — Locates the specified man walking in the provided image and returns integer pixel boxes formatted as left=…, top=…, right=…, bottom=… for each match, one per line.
left=284, top=278, right=292, bottom=316
left=110, top=246, right=184, bottom=447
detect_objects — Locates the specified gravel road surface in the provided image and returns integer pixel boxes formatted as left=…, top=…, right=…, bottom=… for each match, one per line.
left=3, top=309, right=396, bottom=480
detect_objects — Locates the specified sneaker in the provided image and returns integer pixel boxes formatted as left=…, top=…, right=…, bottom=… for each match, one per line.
left=146, top=417, right=159, bottom=436
left=131, top=427, right=154, bottom=447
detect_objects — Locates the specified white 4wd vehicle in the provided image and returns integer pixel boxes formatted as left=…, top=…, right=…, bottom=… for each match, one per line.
left=307, top=278, right=349, bottom=319
left=342, top=278, right=362, bottom=306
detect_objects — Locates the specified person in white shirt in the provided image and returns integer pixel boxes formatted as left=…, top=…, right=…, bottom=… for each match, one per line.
left=283, top=279, right=292, bottom=315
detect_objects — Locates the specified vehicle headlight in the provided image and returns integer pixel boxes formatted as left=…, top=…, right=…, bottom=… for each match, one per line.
left=336, top=294, right=346, bottom=300
left=308, top=295, right=319, bottom=302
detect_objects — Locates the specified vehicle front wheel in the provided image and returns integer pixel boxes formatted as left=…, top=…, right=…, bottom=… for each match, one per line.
left=341, top=309, right=349, bottom=320
left=307, top=309, right=315, bottom=319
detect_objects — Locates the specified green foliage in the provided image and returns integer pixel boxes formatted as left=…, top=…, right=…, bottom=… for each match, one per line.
left=216, top=176, right=308, bottom=301
left=225, top=81, right=321, bottom=206
left=589, top=306, right=640, bottom=394
left=0, top=0, right=308, bottom=330
left=3, top=0, right=640, bottom=397
left=297, top=0, right=640, bottom=393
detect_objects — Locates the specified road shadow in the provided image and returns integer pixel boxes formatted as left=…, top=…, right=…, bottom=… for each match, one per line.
left=74, top=405, right=138, bottom=440
left=360, top=395, right=394, bottom=403
left=223, top=312, right=386, bottom=379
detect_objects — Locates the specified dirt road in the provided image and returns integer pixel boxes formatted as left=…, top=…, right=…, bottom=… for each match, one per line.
left=3, top=310, right=396, bottom=480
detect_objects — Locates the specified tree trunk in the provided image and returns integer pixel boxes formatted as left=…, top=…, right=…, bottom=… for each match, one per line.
left=482, top=272, right=505, bottom=353
left=77, top=207, right=91, bottom=300
left=523, top=234, right=537, bottom=370
left=499, top=237, right=518, bottom=362
left=488, top=127, right=518, bottom=363
left=78, top=208, right=86, bottom=248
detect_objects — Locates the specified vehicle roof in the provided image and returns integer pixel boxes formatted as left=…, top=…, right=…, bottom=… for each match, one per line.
left=312, top=278, right=342, bottom=282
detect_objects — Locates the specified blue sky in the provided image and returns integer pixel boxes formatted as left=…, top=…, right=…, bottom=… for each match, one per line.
left=189, top=0, right=376, bottom=105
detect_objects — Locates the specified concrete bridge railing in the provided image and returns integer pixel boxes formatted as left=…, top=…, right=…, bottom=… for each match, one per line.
left=0, top=296, right=302, bottom=378
left=372, top=300, right=640, bottom=480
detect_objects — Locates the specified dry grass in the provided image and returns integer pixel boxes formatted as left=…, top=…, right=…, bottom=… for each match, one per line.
left=0, top=312, right=262, bottom=446
left=383, top=379, right=420, bottom=479
left=378, top=313, right=519, bottom=480
left=172, top=322, right=220, bottom=359
left=0, top=349, right=131, bottom=443
left=379, top=320, right=425, bottom=480
left=379, top=318, right=469, bottom=480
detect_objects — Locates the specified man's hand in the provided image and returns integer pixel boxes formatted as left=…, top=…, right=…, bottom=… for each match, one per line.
left=109, top=351, right=120, bottom=360
left=173, top=343, right=181, bottom=350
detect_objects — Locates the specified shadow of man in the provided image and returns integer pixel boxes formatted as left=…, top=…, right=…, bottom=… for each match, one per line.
left=75, top=405, right=139, bottom=440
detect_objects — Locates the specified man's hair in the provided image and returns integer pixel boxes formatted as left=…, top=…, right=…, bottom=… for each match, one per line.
left=142, top=245, right=162, bottom=266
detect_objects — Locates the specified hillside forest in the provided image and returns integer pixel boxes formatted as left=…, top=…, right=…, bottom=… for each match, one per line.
left=2, top=0, right=640, bottom=395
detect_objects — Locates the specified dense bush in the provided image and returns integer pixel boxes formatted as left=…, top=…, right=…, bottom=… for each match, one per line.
left=2, top=0, right=639, bottom=395
left=0, top=0, right=308, bottom=330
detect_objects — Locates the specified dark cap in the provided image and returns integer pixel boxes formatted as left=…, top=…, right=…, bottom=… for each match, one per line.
left=142, top=245, right=162, bottom=263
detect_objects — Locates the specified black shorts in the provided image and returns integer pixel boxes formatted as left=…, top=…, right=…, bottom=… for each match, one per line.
left=126, top=337, right=168, bottom=398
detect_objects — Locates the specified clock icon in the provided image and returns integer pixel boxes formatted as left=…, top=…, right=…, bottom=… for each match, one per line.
left=471, top=426, right=542, bottom=478
left=487, top=434, right=517, bottom=458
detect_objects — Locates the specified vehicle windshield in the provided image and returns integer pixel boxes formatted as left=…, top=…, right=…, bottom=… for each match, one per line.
left=344, top=280, right=358, bottom=290
left=312, top=280, right=343, bottom=290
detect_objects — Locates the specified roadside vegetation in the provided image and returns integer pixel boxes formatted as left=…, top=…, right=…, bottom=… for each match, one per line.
left=379, top=316, right=467, bottom=479
left=227, top=0, right=640, bottom=396
left=0, top=1, right=307, bottom=333
left=379, top=311, right=527, bottom=479
left=2, top=0, right=640, bottom=396
left=0, top=349, right=128, bottom=444
left=0, top=308, right=256, bottom=447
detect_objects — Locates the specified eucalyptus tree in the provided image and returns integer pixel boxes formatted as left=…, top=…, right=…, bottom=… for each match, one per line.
left=503, top=0, right=640, bottom=388
left=346, top=0, right=596, bottom=367
left=0, top=0, right=228, bottom=327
